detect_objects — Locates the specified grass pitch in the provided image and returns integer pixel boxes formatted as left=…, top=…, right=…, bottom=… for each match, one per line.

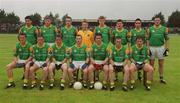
left=0, top=34, right=180, bottom=103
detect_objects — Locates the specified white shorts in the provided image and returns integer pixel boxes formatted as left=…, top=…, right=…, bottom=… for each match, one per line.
left=34, top=61, right=46, bottom=68
left=114, top=62, right=123, bottom=66
left=72, top=61, right=85, bottom=69
left=95, top=60, right=104, bottom=65
left=150, top=46, right=165, bottom=60
left=18, top=60, right=26, bottom=64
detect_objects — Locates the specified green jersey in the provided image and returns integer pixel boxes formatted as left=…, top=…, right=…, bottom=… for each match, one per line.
left=112, top=28, right=128, bottom=45
left=71, top=44, right=87, bottom=61
left=61, top=26, right=76, bottom=47
left=19, top=25, right=37, bottom=45
left=14, top=42, right=32, bottom=60
left=95, top=26, right=110, bottom=44
left=32, top=43, right=50, bottom=61
left=41, top=25, right=57, bottom=43
left=149, top=25, right=169, bottom=46
left=130, top=45, right=149, bottom=62
left=111, top=45, right=128, bottom=62
left=92, top=43, right=108, bottom=61
left=51, top=43, right=67, bottom=61
left=131, top=28, right=146, bottom=45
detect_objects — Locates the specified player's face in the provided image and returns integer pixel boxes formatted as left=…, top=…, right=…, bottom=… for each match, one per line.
left=37, top=37, right=44, bottom=45
left=82, top=22, right=88, bottom=29
left=44, top=19, right=52, bottom=26
left=25, top=19, right=32, bottom=26
left=154, top=18, right=161, bottom=26
left=99, top=18, right=105, bottom=25
left=116, top=22, right=123, bottom=29
left=115, top=38, right=122, bottom=45
left=66, top=18, right=72, bottom=26
left=56, top=37, right=62, bottom=44
left=135, top=20, right=141, bottom=28
left=76, top=36, right=82, bottom=45
left=95, top=36, right=102, bottom=44
left=19, top=35, right=26, bottom=43
left=136, top=38, right=143, bottom=46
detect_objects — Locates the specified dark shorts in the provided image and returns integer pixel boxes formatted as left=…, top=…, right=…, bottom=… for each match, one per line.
left=135, top=62, right=145, bottom=70
left=16, top=63, right=25, bottom=68
left=113, top=65, right=124, bottom=72
left=55, top=64, right=62, bottom=70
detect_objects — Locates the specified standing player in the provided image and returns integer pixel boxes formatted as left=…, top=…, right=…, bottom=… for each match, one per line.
left=130, top=18, right=147, bottom=46
left=48, top=35, right=68, bottom=90
left=109, top=36, right=130, bottom=91
left=112, top=19, right=130, bottom=45
left=5, top=33, right=32, bottom=89
left=29, top=36, right=51, bottom=90
left=19, top=16, right=38, bottom=45
left=130, top=18, right=147, bottom=81
left=61, top=16, right=78, bottom=47
left=67, top=35, right=89, bottom=88
left=147, top=17, right=169, bottom=84
left=129, top=36, right=154, bottom=91
left=88, top=33, right=110, bottom=90
left=40, top=16, right=58, bottom=46
left=77, top=19, right=94, bottom=48
left=94, top=16, right=111, bottom=44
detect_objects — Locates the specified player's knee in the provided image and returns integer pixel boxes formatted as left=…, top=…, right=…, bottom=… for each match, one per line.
left=30, top=67, right=35, bottom=73
left=129, top=66, right=135, bottom=73
left=62, top=67, right=68, bottom=72
left=148, top=65, right=154, bottom=73
left=6, top=64, right=11, bottom=70
left=109, top=67, right=114, bottom=73
left=43, top=67, right=48, bottom=72
left=68, top=68, right=73, bottom=73
left=124, top=67, right=130, bottom=73
left=83, top=69, right=88, bottom=74
left=103, top=67, right=109, bottom=73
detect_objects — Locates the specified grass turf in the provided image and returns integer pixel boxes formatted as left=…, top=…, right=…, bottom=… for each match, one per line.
left=0, top=34, right=180, bottom=103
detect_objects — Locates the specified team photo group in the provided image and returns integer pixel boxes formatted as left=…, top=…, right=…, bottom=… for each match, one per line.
left=5, top=15, right=169, bottom=91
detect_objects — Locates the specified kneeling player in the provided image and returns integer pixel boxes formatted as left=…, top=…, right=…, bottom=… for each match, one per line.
left=5, top=33, right=32, bottom=89
left=48, top=35, right=68, bottom=90
left=109, top=36, right=130, bottom=91
left=129, top=36, right=154, bottom=91
left=67, top=35, right=89, bottom=88
left=29, top=36, right=50, bottom=90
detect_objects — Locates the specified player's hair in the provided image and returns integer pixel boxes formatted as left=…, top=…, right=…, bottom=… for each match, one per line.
left=136, top=35, right=144, bottom=41
left=95, top=33, right=102, bottom=38
left=115, top=36, right=122, bottom=40
left=153, top=17, right=161, bottom=20
left=66, top=16, right=72, bottom=21
left=117, top=19, right=124, bottom=23
left=17, top=33, right=26, bottom=41
left=37, top=35, right=44, bottom=39
left=135, top=18, right=142, bottom=22
left=56, top=34, right=62, bottom=39
left=82, top=19, right=88, bottom=23
left=76, top=34, right=82, bottom=39
left=98, top=16, right=106, bottom=19
left=44, top=16, right=52, bottom=21
left=25, top=16, right=32, bottom=20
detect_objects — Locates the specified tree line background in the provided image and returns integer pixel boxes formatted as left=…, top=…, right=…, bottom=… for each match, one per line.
left=0, top=9, right=180, bottom=34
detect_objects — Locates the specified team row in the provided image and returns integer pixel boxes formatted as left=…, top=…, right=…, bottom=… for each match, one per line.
left=6, top=33, right=162, bottom=91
